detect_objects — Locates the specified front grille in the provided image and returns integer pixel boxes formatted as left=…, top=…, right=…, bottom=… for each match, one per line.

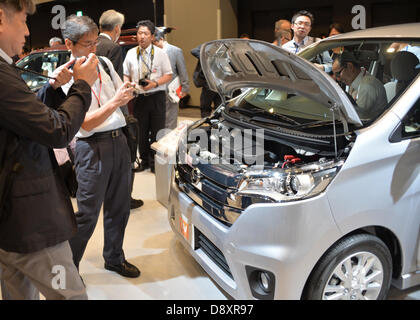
left=195, top=229, right=233, bottom=280
left=176, top=164, right=242, bottom=226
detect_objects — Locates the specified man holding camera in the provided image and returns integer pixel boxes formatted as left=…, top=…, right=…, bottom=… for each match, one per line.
left=123, top=20, right=172, bottom=173
left=0, top=0, right=98, bottom=299
left=43, top=14, right=140, bottom=280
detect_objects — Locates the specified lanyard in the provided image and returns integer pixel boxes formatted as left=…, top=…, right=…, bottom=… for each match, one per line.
left=91, top=69, right=102, bottom=107
left=137, top=45, right=155, bottom=77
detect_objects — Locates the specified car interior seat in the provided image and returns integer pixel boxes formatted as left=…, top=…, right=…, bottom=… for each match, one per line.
left=384, top=51, right=419, bottom=102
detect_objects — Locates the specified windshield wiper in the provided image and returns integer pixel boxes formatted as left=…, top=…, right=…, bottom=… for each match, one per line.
left=273, top=105, right=333, bottom=120
left=292, top=120, right=338, bottom=129
left=248, top=116, right=294, bottom=127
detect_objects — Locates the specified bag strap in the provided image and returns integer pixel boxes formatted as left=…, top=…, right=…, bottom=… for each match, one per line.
left=97, top=56, right=129, bottom=116
left=98, top=56, right=111, bottom=79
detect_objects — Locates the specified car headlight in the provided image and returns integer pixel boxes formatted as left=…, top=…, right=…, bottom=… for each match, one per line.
left=237, top=159, right=344, bottom=202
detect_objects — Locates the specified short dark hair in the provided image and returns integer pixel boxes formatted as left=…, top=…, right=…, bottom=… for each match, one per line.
left=0, top=0, right=35, bottom=14
left=291, top=10, right=314, bottom=25
left=338, top=51, right=361, bottom=68
left=329, top=23, right=345, bottom=34
left=136, top=19, right=155, bottom=35
left=61, top=15, right=99, bottom=43
left=154, top=29, right=165, bottom=41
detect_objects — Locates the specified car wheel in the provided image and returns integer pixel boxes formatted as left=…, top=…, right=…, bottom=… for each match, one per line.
left=303, top=234, right=392, bottom=300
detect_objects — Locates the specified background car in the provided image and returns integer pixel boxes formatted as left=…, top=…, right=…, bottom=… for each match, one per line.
left=17, top=31, right=138, bottom=92
left=16, top=45, right=70, bottom=92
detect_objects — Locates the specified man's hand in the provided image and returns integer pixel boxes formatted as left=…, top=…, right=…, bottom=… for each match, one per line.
left=141, top=79, right=156, bottom=91
left=73, top=53, right=99, bottom=86
left=48, top=59, right=74, bottom=89
left=113, top=81, right=136, bottom=106
left=314, top=63, right=325, bottom=71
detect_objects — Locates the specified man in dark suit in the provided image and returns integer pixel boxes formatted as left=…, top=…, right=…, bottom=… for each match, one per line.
left=96, top=9, right=144, bottom=210
left=191, top=45, right=221, bottom=118
left=96, top=9, right=124, bottom=79
left=0, top=0, right=98, bottom=299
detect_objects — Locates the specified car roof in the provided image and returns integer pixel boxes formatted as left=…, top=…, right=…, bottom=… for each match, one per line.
left=325, top=23, right=420, bottom=41
left=29, top=45, right=68, bottom=54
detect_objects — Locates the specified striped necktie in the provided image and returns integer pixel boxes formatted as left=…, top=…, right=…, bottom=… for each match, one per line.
left=140, top=48, right=149, bottom=77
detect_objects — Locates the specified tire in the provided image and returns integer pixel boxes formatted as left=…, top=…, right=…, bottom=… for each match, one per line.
left=303, top=234, right=392, bottom=300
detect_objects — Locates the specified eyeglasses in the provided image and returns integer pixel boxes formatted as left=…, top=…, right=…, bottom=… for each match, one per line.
left=294, top=21, right=311, bottom=28
left=73, top=39, right=99, bottom=48
left=334, top=66, right=346, bottom=78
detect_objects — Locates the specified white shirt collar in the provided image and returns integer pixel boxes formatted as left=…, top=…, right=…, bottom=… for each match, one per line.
left=99, top=33, right=113, bottom=41
left=0, top=48, right=13, bottom=64
left=139, top=43, right=152, bottom=54
left=294, top=36, right=309, bottom=47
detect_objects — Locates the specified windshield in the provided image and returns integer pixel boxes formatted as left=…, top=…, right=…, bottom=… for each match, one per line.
left=298, top=39, right=420, bottom=122
left=226, top=87, right=355, bottom=138
left=16, top=51, right=70, bottom=91
left=230, top=88, right=336, bottom=124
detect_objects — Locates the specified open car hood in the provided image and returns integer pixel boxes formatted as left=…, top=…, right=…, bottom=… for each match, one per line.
left=200, top=39, right=362, bottom=126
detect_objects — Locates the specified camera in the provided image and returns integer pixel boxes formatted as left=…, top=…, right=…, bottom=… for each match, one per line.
left=138, top=73, right=150, bottom=87
left=138, top=79, right=149, bottom=87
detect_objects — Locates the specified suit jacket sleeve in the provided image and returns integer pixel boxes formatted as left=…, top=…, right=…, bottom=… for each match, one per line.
left=37, top=83, right=67, bottom=110
left=191, top=45, right=201, bottom=59
left=0, top=61, right=92, bottom=148
left=175, top=47, right=190, bottom=93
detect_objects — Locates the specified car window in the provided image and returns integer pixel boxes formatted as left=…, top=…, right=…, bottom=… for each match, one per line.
left=402, top=96, right=420, bottom=139
left=300, top=40, right=420, bottom=123
left=16, top=51, right=70, bottom=92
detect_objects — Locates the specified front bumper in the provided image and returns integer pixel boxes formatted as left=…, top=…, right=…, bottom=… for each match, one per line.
left=168, top=178, right=342, bottom=299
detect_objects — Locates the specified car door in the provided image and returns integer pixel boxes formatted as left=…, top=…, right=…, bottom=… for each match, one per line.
left=390, top=92, right=420, bottom=271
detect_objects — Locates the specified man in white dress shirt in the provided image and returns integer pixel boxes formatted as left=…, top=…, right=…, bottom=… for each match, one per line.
left=123, top=20, right=172, bottom=172
left=57, top=15, right=141, bottom=279
left=332, top=51, right=387, bottom=120
left=282, top=10, right=332, bottom=73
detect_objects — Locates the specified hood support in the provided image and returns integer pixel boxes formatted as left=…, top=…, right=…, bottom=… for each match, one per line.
left=331, top=103, right=339, bottom=159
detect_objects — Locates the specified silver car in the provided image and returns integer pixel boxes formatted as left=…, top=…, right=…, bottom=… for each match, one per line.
left=167, top=23, right=420, bottom=300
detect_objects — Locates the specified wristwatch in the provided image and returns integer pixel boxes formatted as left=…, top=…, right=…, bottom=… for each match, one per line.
left=153, top=80, right=159, bottom=88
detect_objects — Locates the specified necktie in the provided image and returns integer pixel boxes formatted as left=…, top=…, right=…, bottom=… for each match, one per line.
left=294, top=43, right=299, bottom=54
left=141, top=49, right=148, bottom=78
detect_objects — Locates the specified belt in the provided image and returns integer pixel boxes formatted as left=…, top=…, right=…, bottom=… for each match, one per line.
left=137, top=90, right=163, bottom=97
left=78, top=128, right=122, bottom=140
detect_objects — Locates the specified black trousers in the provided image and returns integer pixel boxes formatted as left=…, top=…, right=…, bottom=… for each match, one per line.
left=200, top=86, right=221, bottom=118
left=133, top=91, right=166, bottom=167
